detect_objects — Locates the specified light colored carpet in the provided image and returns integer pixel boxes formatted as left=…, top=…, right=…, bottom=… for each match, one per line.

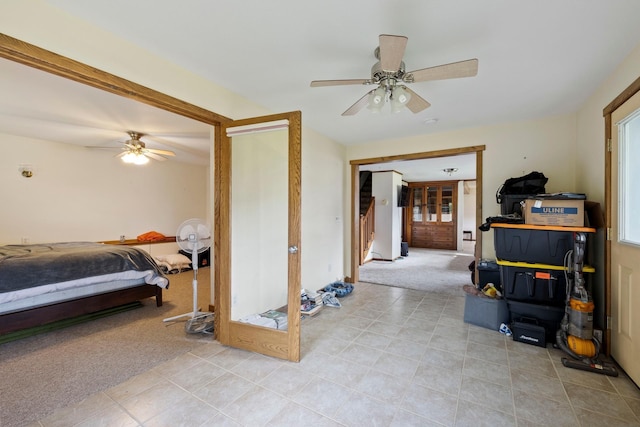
left=0, top=268, right=213, bottom=427
left=358, top=246, right=475, bottom=296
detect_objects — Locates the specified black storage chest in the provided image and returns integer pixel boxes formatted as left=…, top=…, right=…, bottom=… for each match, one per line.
left=492, top=223, right=576, bottom=265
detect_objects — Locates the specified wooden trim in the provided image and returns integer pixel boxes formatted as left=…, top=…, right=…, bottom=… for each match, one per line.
left=603, top=75, right=640, bottom=116
left=214, top=124, right=230, bottom=344
left=0, top=33, right=232, bottom=126
left=0, top=284, right=160, bottom=335
left=287, top=111, right=302, bottom=362
left=475, top=150, right=483, bottom=284
left=349, top=145, right=486, bottom=166
left=100, top=236, right=177, bottom=245
left=603, top=112, right=612, bottom=355
left=349, top=164, right=359, bottom=283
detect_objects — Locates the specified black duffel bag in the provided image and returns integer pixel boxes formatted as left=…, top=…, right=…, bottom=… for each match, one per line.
left=496, top=171, right=547, bottom=204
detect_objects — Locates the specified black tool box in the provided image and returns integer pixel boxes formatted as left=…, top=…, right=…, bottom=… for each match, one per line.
left=512, top=320, right=547, bottom=347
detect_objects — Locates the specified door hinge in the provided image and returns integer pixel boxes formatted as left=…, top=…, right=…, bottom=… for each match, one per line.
left=606, top=316, right=612, bottom=330
left=607, top=138, right=612, bottom=152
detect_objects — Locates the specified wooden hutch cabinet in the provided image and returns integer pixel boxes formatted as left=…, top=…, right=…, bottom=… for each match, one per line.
left=406, top=182, right=457, bottom=249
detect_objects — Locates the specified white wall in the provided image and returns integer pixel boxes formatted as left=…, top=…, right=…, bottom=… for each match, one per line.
left=0, top=132, right=206, bottom=244
left=371, top=171, right=402, bottom=260
left=463, top=180, right=477, bottom=241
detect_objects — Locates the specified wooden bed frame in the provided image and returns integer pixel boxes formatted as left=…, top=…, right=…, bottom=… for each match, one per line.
left=0, top=238, right=175, bottom=336
left=0, top=284, right=162, bottom=336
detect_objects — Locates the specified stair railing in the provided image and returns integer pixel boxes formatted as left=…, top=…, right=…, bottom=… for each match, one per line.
left=360, top=197, right=375, bottom=264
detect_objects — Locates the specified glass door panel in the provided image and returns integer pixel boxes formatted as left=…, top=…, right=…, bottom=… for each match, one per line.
left=426, top=187, right=438, bottom=222
left=412, top=187, right=423, bottom=222
left=441, top=185, right=453, bottom=223
left=230, top=129, right=288, bottom=322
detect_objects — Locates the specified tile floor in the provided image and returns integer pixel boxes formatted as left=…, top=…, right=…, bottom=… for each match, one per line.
left=31, top=282, right=640, bottom=427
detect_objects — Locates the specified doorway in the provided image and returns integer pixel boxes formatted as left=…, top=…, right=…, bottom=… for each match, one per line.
left=349, top=145, right=485, bottom=284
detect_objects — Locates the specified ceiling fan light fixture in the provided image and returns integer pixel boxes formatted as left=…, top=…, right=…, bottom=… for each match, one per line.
left=133, top=154, right=149, bottom=165
left=121, top=151, right=149, bottom=165
left=367, top=86, right=387, bottom=113
left=443, top=167, right=458, bottom=176
left=390, top=85, right=411, bottom=113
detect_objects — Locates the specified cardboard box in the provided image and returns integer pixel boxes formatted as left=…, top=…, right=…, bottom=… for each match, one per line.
left=523, top=199, right=584, bottom=227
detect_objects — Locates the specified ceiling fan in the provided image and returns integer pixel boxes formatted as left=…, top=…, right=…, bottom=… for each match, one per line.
left=310, top=34, right=478, bottom=116
left=114, top=131, right=176, bottom=164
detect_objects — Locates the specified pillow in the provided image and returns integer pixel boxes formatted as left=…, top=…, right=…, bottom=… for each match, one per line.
left=155, top=253, right=192, bottom=268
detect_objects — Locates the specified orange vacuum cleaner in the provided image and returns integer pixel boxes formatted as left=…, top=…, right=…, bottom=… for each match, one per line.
left=555, top=232, right=618, bottom=376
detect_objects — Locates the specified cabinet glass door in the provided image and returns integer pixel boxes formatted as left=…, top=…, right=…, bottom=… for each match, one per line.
left=412, top=187, right=423, bottom=222
left=441, top=185, right=453, bottom=223
left=426, top=186, right=438, bottom=222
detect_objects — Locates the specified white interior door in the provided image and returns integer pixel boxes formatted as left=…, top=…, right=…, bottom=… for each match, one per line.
left=610, top=90, right=640, bottom=385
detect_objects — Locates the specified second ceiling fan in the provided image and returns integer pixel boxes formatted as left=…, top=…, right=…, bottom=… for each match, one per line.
left=310, top=34, right=479, bottom=116
left=117, top=131, right=176, bottom=164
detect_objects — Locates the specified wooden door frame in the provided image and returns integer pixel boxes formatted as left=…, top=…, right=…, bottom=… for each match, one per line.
left=602, top=74, right=640, bottom=354
left=348, top=145, right=485, bottom=283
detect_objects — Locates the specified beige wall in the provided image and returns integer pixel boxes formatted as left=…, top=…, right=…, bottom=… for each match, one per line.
left=0, top=132, right=207, bottom=244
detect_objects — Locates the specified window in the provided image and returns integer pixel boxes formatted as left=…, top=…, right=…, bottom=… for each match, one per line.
left=618, top=108, right=640, bottom=246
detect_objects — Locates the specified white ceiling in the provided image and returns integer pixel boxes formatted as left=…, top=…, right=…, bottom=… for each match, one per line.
left=3, top=0, right=640, bottom=178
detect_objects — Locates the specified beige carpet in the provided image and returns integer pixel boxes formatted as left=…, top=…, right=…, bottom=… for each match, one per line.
left=358, top=246, right=475, bottom=295
left=0, top=268, right=213, bottom=427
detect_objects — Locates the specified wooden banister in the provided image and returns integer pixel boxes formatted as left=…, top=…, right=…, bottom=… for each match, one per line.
left=360, top=197, right=375, bottom=264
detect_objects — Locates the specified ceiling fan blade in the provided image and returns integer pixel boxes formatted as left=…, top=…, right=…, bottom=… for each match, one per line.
left=408, top=59, right=478, bottom=82
left=379, top=34, right=408, bottom=72
left=84, top=145, right=121, bottom=150
left=403, top=88, right=431, bottom=113
left=144, top=152, right=167, bottom=162
left=310, top=79, right=370, bottom=87
left=145, top=148, right=175, bottom=156
left=342, top=90, right=375, bottom=116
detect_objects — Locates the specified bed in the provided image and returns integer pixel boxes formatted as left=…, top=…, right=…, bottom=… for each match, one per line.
left=0, top=242, right=169, bottom=335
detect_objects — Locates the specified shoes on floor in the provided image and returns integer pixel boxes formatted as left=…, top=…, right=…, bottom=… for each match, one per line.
left=321, top=291, right=341, bottom=308
left=323, top=281, right=353, bottom=297
left=499, top=323, right=512, bottom=337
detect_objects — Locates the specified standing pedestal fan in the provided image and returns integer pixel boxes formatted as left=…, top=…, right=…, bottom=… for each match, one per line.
left=163, top=218, right=214, bottom=334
